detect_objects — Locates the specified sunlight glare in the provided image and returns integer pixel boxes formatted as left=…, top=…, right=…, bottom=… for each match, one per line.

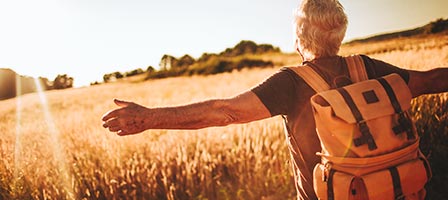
left=13, top=74, right=23, bottom=195
left=34, top=77, right=75, bottom=199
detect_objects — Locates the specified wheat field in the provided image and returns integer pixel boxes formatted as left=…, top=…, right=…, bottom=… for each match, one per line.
left=1, top=35, right=447, bottom=199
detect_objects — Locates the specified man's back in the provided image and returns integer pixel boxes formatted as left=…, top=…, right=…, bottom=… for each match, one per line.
left=251, top=55, right=410, bottom=199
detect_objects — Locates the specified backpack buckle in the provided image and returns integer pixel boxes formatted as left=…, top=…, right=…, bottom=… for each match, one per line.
left=353, top=121, right=378, bottom=151
left=322, top=162, right=333, bottom=182
left=393, top=112, right=415, bottom=140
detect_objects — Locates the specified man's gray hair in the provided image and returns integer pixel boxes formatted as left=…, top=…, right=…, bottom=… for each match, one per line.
left=294, top=0, right=348, bottom=60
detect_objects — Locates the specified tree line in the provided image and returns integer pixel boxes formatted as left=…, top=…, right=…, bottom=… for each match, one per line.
left=99, top=40, right=280, bottom=84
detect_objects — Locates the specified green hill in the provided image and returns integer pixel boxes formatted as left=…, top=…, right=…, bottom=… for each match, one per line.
left=346, top=18, right=448, bottom=44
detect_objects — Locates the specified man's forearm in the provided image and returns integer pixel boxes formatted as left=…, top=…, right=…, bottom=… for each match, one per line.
left=409, top=67, right=448, bottom=97
left=142, top=99, right=234, bottom=130
left=428, top=68, right=448, bottom=94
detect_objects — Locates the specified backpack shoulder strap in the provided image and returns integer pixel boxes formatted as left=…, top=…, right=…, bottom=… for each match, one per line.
left=345, top=55, right=369, bottom=82
left=290, top=55, right=367, bottom=92
left=288, top=65, right=330, bottom=93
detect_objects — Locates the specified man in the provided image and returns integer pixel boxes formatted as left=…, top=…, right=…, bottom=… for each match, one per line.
left=102, top=0, right=448, bottom=199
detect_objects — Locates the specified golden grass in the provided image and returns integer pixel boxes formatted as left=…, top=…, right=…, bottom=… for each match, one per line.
left=0, top=34, right=447, bottom=199
left=1, top=67, right=294, bottom=199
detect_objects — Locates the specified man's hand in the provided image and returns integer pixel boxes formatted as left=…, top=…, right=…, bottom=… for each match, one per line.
left=102, top=99, right=150, bottom=136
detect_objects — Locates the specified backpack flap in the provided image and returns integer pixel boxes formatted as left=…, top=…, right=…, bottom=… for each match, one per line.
left=310, top=73, right=415, bottom=157
left=314, top=73, right=412, bottom=122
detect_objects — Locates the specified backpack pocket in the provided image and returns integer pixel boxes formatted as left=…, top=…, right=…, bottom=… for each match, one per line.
left=313, top=156, right=431, bottom=200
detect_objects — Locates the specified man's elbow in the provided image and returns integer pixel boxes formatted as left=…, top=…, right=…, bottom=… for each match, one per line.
left=210, top=99, right=242, bottom=126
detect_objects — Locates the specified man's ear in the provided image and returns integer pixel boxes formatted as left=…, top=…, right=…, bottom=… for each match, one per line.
left=294, top=38, right=299, bottom=52
left=295, top=38, right=306, bottom=62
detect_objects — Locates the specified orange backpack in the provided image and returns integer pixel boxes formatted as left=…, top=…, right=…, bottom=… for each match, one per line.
left=291, top=55, right=431, bottom=200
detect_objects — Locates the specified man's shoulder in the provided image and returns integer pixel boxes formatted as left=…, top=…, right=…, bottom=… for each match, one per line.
left=281, top=65, right=308, bottom=76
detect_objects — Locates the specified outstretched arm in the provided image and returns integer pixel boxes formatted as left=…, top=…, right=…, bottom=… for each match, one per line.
left=102, top=91, right=271, bottom=136
left=408, top=67, right=448, bottom=98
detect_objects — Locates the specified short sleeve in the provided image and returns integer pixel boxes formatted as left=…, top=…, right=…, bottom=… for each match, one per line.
left=251, top=68, right=299, bottom=116
left=361, top=55, right=410, bottom=83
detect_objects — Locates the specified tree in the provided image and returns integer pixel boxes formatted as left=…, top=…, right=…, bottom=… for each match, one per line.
left=424, top=18, right=448, bottom=34
left=177, top=54, right=195, bottom=68
left=125, top=68, right=144, bottom=77
left=53, top=74, right=73, bottom=89
left=103, top=74, right=112, bottom=83
left=233, top=40, right=258, bottom=55
left=219, top=40, right=279, bottom=57
left=114, top=72, right=124, bottom=79
left=159, top=54, right=178, bottom=71
left=197, top=53, right=216, bottom=62
left=257, top=44, right=280, bottom=54
left=146, top=66, right=155, bottom=73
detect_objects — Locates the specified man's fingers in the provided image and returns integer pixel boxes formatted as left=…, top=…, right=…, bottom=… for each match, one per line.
left=117, top=130, right=131, bottom=136
left=102, top=99, right=134, bottom=121
left=108, top=126, right=121, bottom=132
left=114, top=99, right=133, bottom=107
left=117, top=129, right=139, bottom=136
left=103, top=118, right=124, bottom=132
left=102, top=107, right=129, bottom=121
left=102, top=110, right=118, bottom=121
left=103, top=118, right=120, bottom=128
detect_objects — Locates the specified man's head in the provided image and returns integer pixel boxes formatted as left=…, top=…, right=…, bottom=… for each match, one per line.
left=294, top=0, right=348, bottom=60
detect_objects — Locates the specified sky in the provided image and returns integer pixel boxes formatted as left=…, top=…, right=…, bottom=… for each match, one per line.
left=1, top=0, right=447, bottom=87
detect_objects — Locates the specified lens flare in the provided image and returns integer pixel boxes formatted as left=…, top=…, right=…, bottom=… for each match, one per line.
left=33, top=78, right=75, bottom=199
left=13, top=74, right=23, bottom=195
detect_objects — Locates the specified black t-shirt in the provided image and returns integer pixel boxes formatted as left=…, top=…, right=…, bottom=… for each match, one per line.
left=251, top=55, right=409, bottom=200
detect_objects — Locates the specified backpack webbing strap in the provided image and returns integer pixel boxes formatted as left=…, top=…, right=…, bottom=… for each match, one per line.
left=377, top=77, right=415, bottom=140
left=388, top=167, right=405, bottom=200
left=419, top=157, right=432, bottom=181
left=292, top=66, right=330, bottom=93
left=327, top=169, right=336, bottom=200
left=346, top=55, right=369, bottom=83
left=337, top=87, right=378, bottom=151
